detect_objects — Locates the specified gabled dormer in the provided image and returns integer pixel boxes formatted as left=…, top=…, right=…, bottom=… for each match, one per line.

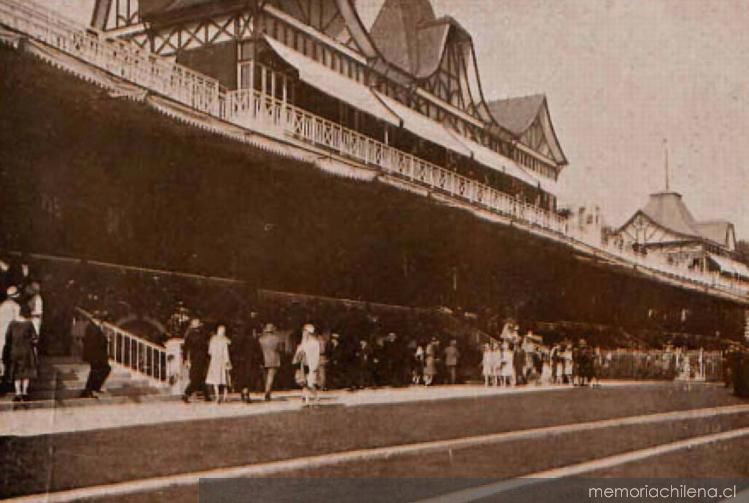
left=488, top=94, right=567, bottom=180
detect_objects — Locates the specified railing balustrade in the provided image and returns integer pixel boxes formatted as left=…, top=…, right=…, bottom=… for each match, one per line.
left=76, top=308, right=168, bottom=385
left=1, top=0, right=748, bottom=300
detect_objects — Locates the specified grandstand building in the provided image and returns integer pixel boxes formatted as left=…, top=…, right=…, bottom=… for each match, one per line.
left=0, top=0, right=748, bottom=343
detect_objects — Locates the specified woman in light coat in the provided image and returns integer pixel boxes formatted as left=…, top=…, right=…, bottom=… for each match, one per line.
left=293, top=324, right=320, bottom=406
left=206, top=324, right=231, bottom=403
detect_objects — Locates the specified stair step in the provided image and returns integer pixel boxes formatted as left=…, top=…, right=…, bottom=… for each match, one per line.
left=29, top=379, right=154, bottom=393
left=0, top=393, right=180, bottom=413
left=27, top=386, right=166, bottom=401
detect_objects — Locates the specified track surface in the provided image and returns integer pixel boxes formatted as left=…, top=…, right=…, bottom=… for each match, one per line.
left=3, top=383, right=747, bottom=501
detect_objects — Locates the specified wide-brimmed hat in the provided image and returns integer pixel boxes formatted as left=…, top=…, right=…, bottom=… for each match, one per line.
left=6, top=286, right=19, bottom=299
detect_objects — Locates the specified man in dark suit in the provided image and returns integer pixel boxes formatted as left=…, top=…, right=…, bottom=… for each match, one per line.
left=258, top=323, right=283, bottom=401
left=82, top=312, right=111, bottom=398
left=182, top=318, right=210, bottom=402
left=231, top=321, right=263, bottom=403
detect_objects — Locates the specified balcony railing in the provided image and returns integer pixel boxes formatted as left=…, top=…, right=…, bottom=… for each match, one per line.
left=1, top=0, right=748, bottom=301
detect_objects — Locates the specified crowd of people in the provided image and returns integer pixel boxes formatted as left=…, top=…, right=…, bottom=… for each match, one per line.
left=0, top=255, right=738, bottom=407
left=169, top=313, right=469, bottom=405
left=479, top=325, right=598, bottom=388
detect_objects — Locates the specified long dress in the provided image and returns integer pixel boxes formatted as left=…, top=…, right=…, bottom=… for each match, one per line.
left=563, top=350, right=574, bottom=377
left=501, top=350, right=514, bottom=378
left=491, top=349, right=502, bottom=378
left=424, top=343, right=437, bottom=377
left=206, top=334, right=231, bottom=386
left=8, top=319, right=38, bottom=380
left=481, top=349, right=493, bottom=377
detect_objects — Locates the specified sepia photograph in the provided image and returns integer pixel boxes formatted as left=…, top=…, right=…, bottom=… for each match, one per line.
left=1, top=0, right=749, bottom=501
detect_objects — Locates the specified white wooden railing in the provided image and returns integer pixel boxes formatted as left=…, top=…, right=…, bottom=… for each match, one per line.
left=76, top=308, right=168, bottom=385
left=1, top=0, right=748, bottom=301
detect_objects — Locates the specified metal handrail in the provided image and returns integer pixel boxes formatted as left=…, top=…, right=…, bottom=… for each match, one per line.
left=75, top=307, right=168, bottom=384
left=1, top=0, right=748, bottom=300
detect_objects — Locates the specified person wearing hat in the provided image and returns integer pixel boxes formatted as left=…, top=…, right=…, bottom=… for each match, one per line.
left=230, top=321, right=262, bottom=403
left=26, top=281, right=43, bottom=339
left=259, top=323, right=283, bottom=401
left=206, top=324, right=232, bottom=404
left=81, top=311, right=111, bottom=398
left=182, top=318, right=211, bottom=403
left=293, top=324, right=321, bottom=406
left=444, top=339, right=461, bottom=385
left=8, top=305, right=39, bottom=402
left=576, top=338, right=595, bottom=387
left=0, top=286, right=21, bottom=382
left=423, top=338, right=440, bottom=386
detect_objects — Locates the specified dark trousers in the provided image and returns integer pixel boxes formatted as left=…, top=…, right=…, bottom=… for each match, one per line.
left=184, top=360, right=208, bottom=398
left=85, top=362, right=111, bottom=392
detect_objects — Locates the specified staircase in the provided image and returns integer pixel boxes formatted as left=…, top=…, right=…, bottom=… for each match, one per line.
left=0, top=356, right=175, bottom=411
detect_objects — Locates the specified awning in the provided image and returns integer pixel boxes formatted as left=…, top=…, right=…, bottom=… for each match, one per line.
left=447, top=131, right=557, bottom=194
left=263, top=36, right=400, bottom=127
left=372, top=90, right=472, bottom=158
left=708, top=254, right=749, bottom=279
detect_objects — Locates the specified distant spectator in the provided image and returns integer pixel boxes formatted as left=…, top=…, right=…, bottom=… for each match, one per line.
left=513, top=342, right=526, bottom=385
left=328, top=332, right=343, bottom=388
left=423, top=338, right=439, bottom=386
left=444, top=339, right=460, bottom=384
left=491, top=341, right=502, bottom=386
left=317, top=332, right=329, bottom=391
left=500, top=341, right=514, bottom=386
left=576, top=339, right=594, bottom=386
left=481, top=343, right=492, bottom=386
left=0, top=286, right=21, bottom=383
left=356, top=339, right=374, bottom=389
left=258, top=323, right=283, bottom=401
left=411, top=340, right=424, bottom=385
left=7, top=306, right=39, bottom=402
left=26, top=281, right=43, bottom=338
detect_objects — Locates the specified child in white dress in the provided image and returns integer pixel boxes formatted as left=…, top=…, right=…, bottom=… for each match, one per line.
left=501, top=341, right=514, bottom=386
left=491, top=342, right=502, bottom=387
left=481, top=343, right=493, bottom=387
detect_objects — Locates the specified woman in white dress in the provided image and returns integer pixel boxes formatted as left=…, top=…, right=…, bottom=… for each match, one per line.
left=563, top=345, right=574, bottom=385
left=540, top=347, right=552, bottom=385
left=491, top=341, right=502, bottom=387
left=293, top=324, right=321, bottom=406
left=501, top=341, right=514, bottom=386
left=206, top=325, right=231, bottom=403
left=481, top=343, right=493, bottom=387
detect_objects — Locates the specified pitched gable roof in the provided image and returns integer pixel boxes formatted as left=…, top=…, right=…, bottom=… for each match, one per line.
left=640, top=192, right=702, bottom=238
left=695, top=221, right=735, bottom=249
left=487, top=94, right=546, bottom=136
left=369, top=0, right=465, bottom=79
left=487, top=94, right=567, bottom=165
